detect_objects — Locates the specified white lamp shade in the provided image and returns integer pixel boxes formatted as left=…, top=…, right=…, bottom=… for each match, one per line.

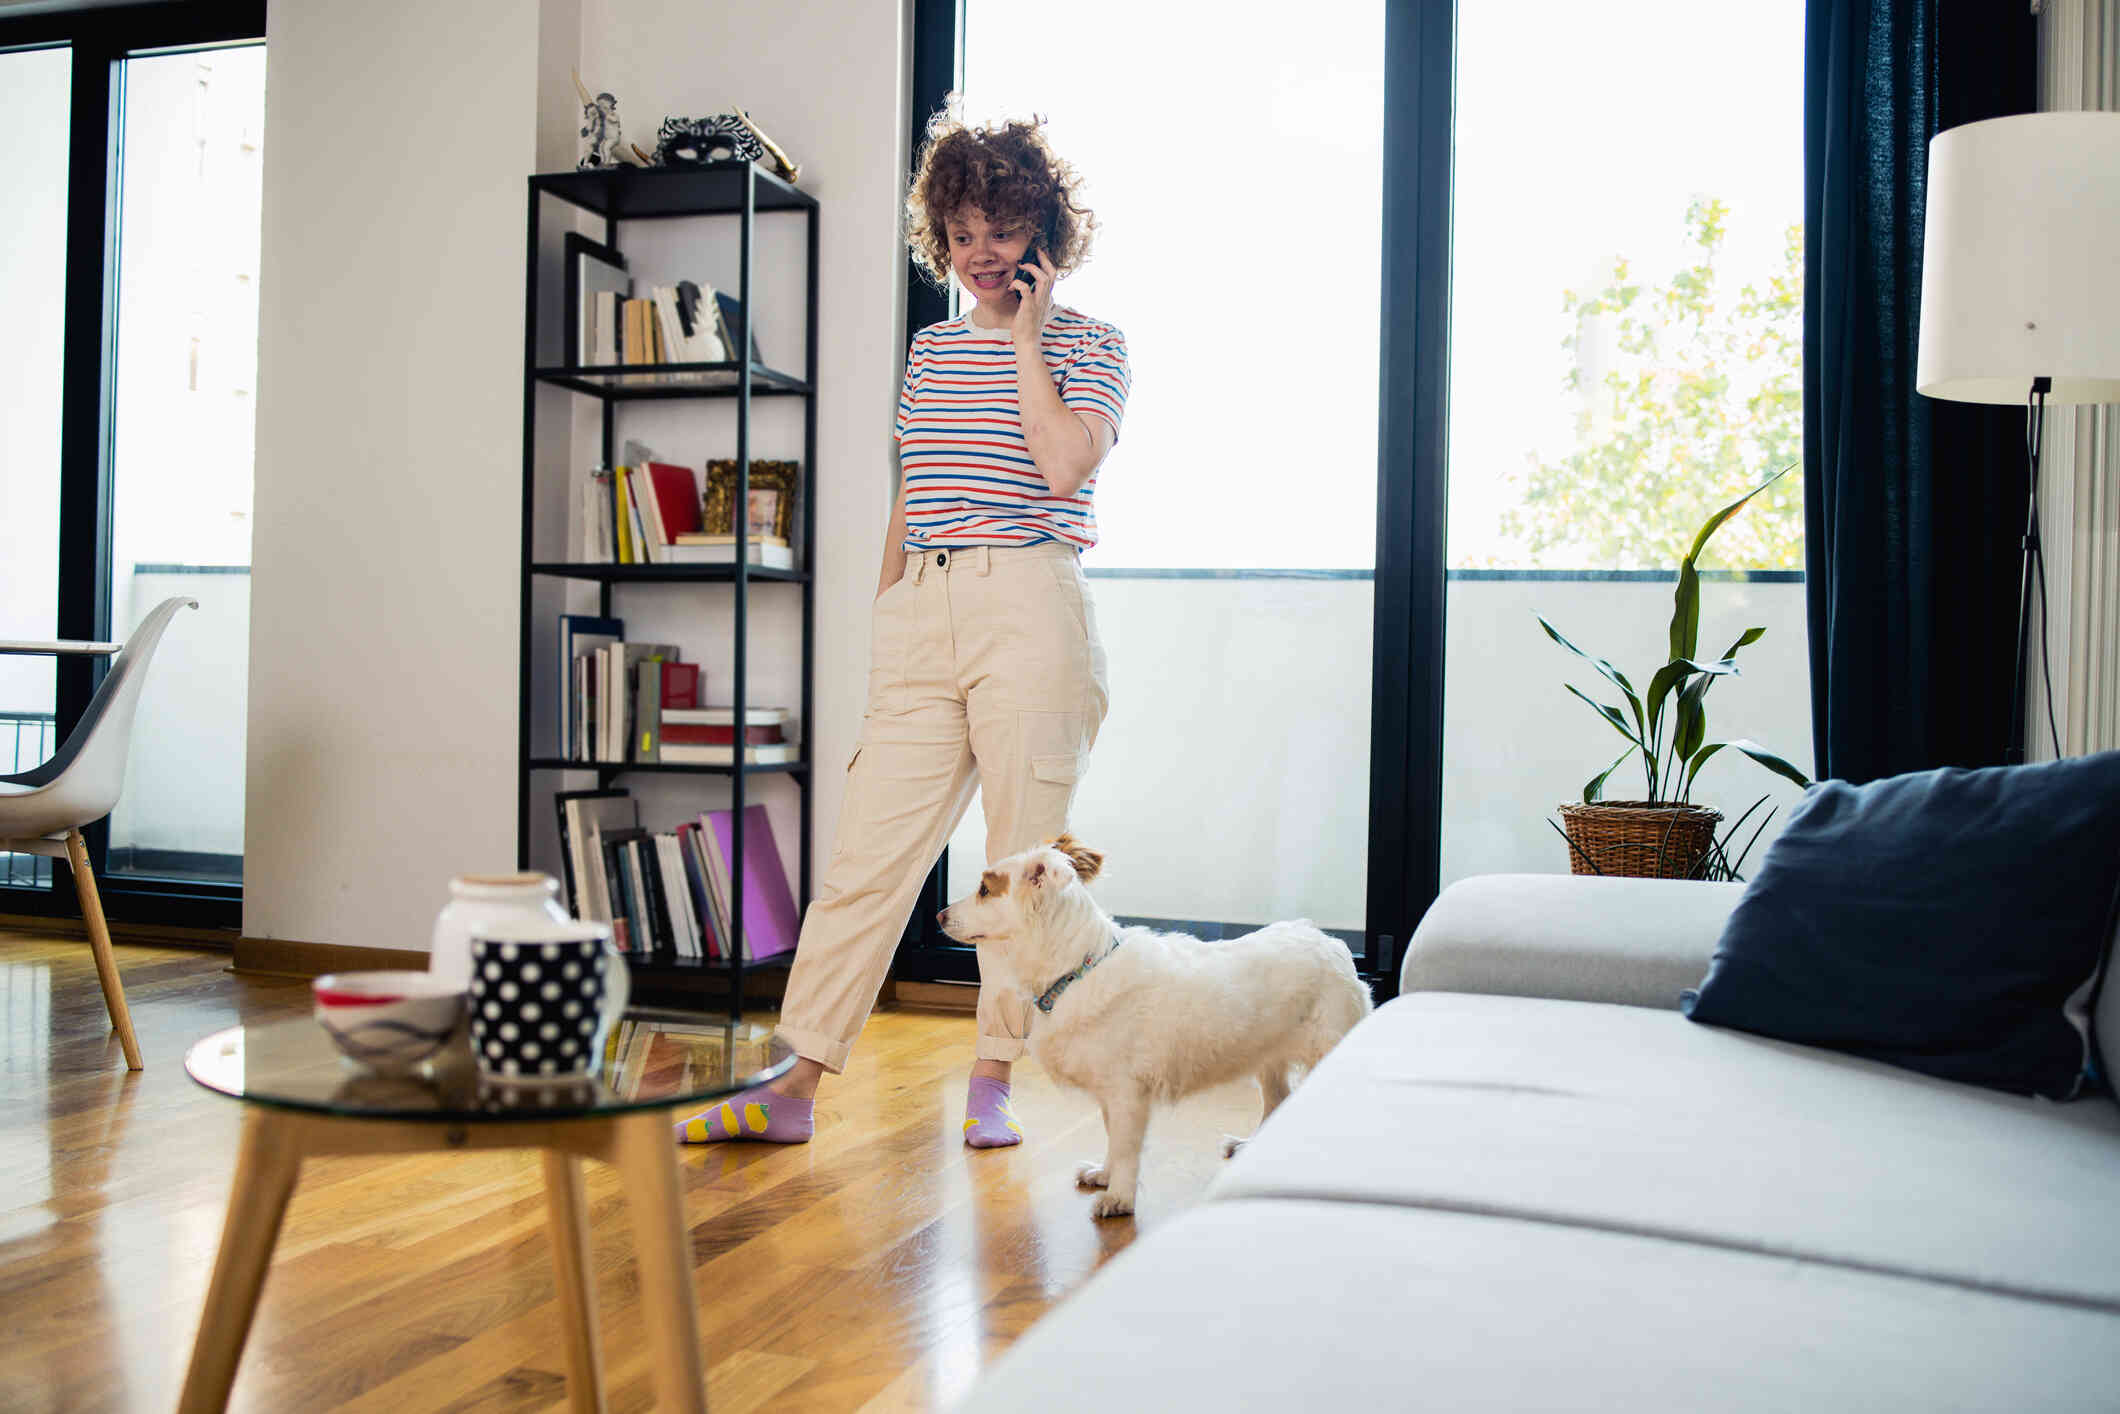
left=1916, top=111, right=2120, bottom=406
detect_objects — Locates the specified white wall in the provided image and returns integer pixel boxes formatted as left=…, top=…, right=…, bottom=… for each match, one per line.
left=245, top=0, right=549, bottom=947
left=246, top=0, right=908, bottom=950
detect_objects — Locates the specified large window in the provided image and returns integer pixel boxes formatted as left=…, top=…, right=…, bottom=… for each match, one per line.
left=0, top=45, right=71, bottom=891
left=104, top=45, right=265, bottom=886
left=0, top=5, right=265, bottom=926
left=1441, top=0, right=1812, bottom=884
left=939, top=0, right=1386, bottom=943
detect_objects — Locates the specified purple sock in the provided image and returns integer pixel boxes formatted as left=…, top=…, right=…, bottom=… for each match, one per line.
left=963, top=1075, right=1024, bottom=1148
left=674, top=1083, right=813, bottom=1144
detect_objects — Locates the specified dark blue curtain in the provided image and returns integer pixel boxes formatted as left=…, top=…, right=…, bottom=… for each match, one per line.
left=1803, top=0, right=2036, bottom=783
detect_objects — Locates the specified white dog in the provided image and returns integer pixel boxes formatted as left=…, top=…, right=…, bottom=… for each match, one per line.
left=938, top=835, right=1372, bottom=1218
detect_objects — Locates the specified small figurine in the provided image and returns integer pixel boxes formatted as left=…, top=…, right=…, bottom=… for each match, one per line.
left=573, top=69, right=623, bottom=171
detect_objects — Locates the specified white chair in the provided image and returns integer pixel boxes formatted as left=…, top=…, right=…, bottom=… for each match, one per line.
left=0, top=597, right=198, bottom=1069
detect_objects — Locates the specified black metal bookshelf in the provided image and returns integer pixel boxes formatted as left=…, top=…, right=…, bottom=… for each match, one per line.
left=518, top=162, right=818, bottom=1018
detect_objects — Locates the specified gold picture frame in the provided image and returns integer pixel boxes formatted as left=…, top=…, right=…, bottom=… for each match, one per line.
left=702, top=459, right=799, bottom=541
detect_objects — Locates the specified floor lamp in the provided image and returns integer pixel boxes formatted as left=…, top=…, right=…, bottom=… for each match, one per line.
left=1916, top=111, right=2120, bottom=763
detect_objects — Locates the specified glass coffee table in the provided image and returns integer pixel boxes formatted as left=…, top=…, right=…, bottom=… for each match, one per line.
left=176, top=1014, right=793, bottom=1414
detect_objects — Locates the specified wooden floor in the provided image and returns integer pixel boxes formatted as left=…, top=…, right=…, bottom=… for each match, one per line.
left=0, top=931, right=1263, bottom=1412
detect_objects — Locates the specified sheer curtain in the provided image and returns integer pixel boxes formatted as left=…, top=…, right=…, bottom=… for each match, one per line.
left=2031, top=0, right=2120, bottom=759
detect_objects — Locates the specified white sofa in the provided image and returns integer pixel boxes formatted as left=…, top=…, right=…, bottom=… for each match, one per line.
left=961, top=874, right=2120, bottom=1410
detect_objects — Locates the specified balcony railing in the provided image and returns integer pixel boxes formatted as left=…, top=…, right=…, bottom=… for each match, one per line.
left=2, top=712, right=56, bottom=888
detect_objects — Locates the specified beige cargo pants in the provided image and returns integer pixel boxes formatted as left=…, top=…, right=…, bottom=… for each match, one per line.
left=777, top=542, right=1110, bottom=1073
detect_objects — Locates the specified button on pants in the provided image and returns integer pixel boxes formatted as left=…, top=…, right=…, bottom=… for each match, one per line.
left=776, top=542, right=1110, bottom=1073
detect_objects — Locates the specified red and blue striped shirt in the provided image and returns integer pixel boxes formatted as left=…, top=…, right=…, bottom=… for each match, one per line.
left=895, top=307, right=1131, bottom=551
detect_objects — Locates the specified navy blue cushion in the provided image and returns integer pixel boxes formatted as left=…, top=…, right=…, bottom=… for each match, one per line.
left=1682, top=752, right=2120, bottom=1100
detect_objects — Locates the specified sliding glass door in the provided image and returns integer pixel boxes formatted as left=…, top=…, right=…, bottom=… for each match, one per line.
left=918, top=0, right=1386, bottom=962
left=0, top=45, right=72, bottom=891
left=1441, top=0, right=1813, bottom=884
left=0, top=5, right=266, bottom=927
left=104, top=44, right=265, bottom=886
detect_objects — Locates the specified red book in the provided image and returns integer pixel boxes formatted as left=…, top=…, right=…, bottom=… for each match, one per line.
left=644, top=463, right=703, bottom=541
left=660, top=722, right=783, bottom=746
left=660, top=662, right=701, bottom=710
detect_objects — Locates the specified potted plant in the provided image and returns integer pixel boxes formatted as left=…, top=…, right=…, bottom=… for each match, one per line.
left=1539, top=469, right=1812, bottom=880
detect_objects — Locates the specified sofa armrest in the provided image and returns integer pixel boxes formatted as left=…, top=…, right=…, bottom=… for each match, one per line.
left=1401, top=874, right=1743, bottom=1010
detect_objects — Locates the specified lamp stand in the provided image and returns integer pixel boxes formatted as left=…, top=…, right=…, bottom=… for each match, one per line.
left=2006, top=375, right=2052, bottom=766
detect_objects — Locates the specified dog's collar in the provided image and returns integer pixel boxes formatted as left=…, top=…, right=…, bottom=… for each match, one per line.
left=1034, top=932, right=1123, bottom=1015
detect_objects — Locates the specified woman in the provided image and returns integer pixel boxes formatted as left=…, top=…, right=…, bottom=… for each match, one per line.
left=678, top=109, right=1130, bottom=1146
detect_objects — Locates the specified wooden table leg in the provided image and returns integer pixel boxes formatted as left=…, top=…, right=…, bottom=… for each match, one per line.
left=542, top=1150, right=606, bottom=1414
left=177, top=1108, right=304, bottom=1414
left=613, top=1111, right=708, bottom=1414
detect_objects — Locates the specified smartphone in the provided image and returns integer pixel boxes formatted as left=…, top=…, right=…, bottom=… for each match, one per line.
left=1016, top=245, right=1043, bottom=289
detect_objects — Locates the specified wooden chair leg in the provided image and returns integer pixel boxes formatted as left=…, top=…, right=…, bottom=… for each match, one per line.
left=613, top=1112, right=708, bottom=1414
left=542, top=1151, right=606, bottom=1413
left=65, top=828, right=141, bottom=1070
left=178, top=1109, right=305, bottom=1414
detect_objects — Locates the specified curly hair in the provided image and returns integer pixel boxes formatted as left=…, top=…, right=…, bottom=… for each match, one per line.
left=905, top=102, right=1098, bottom=291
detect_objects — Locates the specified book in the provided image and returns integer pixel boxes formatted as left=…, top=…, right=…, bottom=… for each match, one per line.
left=634, top=658, right=663, bottom=762
left=655, top=833, right=703, bottom=957
left=612, top=464, right=635, bottom=564
left=672, top=533, right=790, bottom=547
left=578, top=466, right=616, bottom=561
left=644, top=463, right=704, bottom=541
left=605, top=642, right=679, bottom=761
left=593, top=290, right=621, bottom=365
left=632, top=834, right=673, bottom=950
left=635, top=464, right=670, bottom=554
left=660, top=540, right=797, bottom=571
left=622, top=466, right=656, bottom=563
left=557, top=614, right=622, bottom=758
left=661, top=661, right=701, bottom=710
left=713, top=289, right=763, bottom=365
left=661, top=742, right=801, bottom=766
left=602, top=830, right=642, bottom=950
left=676, top=822, right=722, bottom=961
left=703, top=805, right=801, bottom=961
left=662, top=706, right=790, bottom=728
left=660, top=722, right=784, bottom=747
left=555, top=789, right=635, bottom=920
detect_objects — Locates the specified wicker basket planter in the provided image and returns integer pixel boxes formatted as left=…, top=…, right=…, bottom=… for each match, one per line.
left=1556, top=800, right=1723, bottom=879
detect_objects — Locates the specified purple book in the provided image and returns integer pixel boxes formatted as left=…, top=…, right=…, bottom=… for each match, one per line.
left=706, top=805, right=800, bottom=961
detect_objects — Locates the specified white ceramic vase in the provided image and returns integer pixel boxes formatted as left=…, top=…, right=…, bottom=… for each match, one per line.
left=429, top=873, right=572, bottom=989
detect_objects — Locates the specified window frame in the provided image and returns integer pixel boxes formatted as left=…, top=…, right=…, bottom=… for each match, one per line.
left=1, top=0, right=266, bottom=932
left=888, top=0, right=1451, bottom=996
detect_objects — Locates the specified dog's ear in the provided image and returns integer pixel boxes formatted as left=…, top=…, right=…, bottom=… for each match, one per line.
left=1048, top=833, right=1103, bottom=884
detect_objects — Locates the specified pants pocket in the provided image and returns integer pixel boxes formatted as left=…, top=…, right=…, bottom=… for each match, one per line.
left=1031, top=752, right=1083, bottom=787
left=866, top=589, right=907, bottom=713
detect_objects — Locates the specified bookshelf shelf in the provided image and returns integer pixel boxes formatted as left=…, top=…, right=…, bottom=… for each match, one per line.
left=530, top=563, right=808, bottom=584
left=532, top=163, right=814, bottom=220
left=533, top=362, right=811, bottom=401
left=622, top=949, right=798, bottom=979
left=520, top=160, right=817, bottom=1022
left=528, top=757, right=810, bottom=777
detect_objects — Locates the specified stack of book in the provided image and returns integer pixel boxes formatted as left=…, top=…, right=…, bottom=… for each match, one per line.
left=578, top=461, right=795, bottom=570
left=557, top=614, right=699, bottom=763
left=660, top=706, right=797, bottom=766
left=557, top=790, right=800, bottom=962
left=579, top=276, right=763, bottom=386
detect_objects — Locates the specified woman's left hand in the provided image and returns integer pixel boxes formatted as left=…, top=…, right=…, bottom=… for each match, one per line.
left=1011, top=248, right=1058, bottom=347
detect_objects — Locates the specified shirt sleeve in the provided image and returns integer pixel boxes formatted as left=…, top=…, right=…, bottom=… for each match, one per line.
left=895, top=332, right=929, bottom=443
left=1058, top=324, right=1131, bottom=445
